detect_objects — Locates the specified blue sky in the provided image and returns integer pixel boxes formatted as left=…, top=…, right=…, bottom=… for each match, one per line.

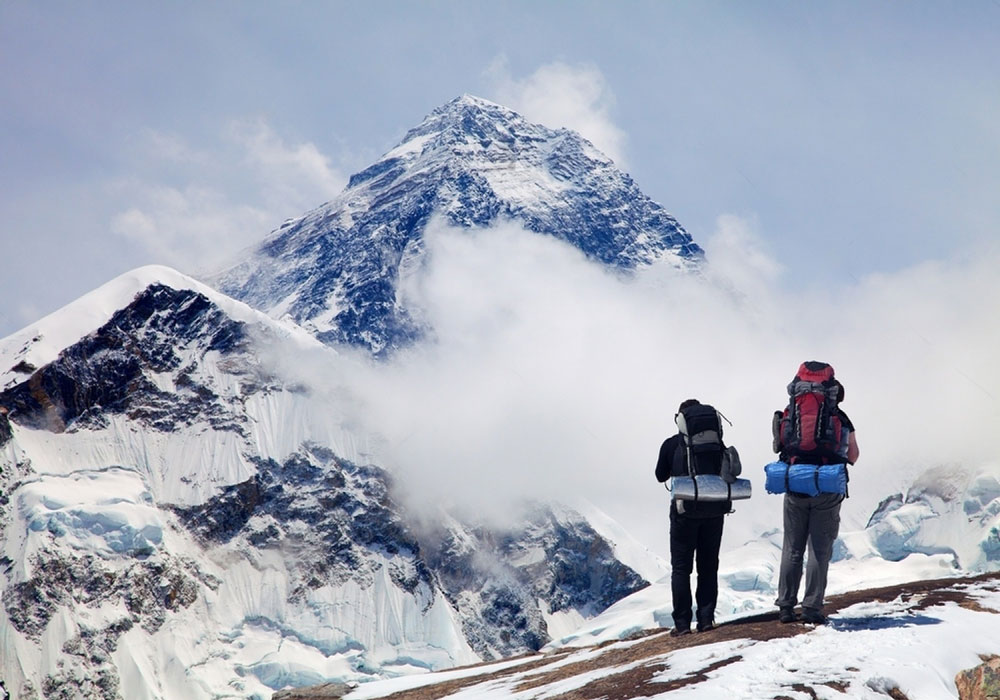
left=1, top=1, right=998, bottom=337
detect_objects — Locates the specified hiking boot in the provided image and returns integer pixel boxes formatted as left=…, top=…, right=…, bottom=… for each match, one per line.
left=696, top=619, right=715, bottom=633
left=778, top=607, right=798, bottom=624
left=801, top=609, right=827, bottom=625
left=669, top=626, right=691, bottom=638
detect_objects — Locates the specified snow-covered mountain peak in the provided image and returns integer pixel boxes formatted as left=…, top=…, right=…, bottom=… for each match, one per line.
left=398, top=94, right=523, bottom=140
left=0, top=257, right=651, bottom=696
left=213, top=95, right=701, bottom=355
left=386, top=93, right=588, bottom=165
left=0, top=264, right=318, bottom=392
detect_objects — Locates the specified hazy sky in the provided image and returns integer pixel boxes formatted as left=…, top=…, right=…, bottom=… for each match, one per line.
left=2, top=1, right=998, bottom=338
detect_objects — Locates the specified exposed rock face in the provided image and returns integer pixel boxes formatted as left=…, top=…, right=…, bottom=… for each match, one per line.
left=215, top=95, right=700, bottom=356
left=3, top=553, right=201, bottom=640
left=0, top=284, right=257, bottom=434
left=421, top=503, right=648, bottom=659
left=2, top=551, right=203, bottom=700
left=956, top=655, right=1000, bottom=700
left=175, top=446, right=648, bottom=661
left=0, top=410, right=11, bottom=447
left=174, top=446, right=435, bottom=601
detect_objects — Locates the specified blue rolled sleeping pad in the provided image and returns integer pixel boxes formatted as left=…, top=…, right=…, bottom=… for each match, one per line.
left=764, top=461, right=847, bottom=496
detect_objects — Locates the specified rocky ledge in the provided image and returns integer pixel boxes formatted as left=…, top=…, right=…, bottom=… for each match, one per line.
left=270, top=572, right=1000, bottom=700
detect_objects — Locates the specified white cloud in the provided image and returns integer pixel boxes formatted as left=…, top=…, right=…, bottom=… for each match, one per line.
left=227, top=118, right=346, bottom=214
left=486, top=58, right=629, bottom=166
left=266, top=217, right=1000, bottom=559
left=829, top=254, right=1000, bottom=487
left=109, top=121, right=347, bottom=277
left=109, top=184, right=273, bottom=274
left=702, top=214, right=783, bottom=305
left=140, top=129, right=208, bottom=165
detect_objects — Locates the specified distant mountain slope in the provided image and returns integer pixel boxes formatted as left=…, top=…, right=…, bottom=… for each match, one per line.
left=0, top=264, right=316, bottom=395
left=0, top=267, right=648, bottom=699
left=213, top=95, right=701, bottom=355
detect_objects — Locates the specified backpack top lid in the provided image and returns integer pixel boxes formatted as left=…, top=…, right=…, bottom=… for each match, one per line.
left=788, top=361, right=838, bottom=398
left=795, top=361, right=835, bottom=383
left=781, top=361, right=848, bottom=463
left=676, top=403, right=722, bottom=447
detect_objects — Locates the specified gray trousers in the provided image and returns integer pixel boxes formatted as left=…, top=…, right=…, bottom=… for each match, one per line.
left=776, top=492, right=843, bottom=612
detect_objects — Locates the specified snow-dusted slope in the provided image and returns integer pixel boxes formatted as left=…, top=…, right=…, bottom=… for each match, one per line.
left=213, top=95, right=701, bottom=355
left=0, top=268, right=648, bottom=699
left=328, top=573, right=1000, bottom=700
left=0, top=264, right=318, bottom=393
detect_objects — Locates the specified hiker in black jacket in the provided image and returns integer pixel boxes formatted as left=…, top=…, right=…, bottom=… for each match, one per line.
left=655, top=399, right=731, bottom=636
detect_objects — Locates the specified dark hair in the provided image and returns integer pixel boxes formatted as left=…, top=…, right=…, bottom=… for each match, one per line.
left=678, top=398, right=700, bottom=412
left=835, top=381, right=845, bottom=403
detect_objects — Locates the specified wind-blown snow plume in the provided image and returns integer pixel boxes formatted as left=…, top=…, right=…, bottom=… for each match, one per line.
left=486, top=59, right=628, bottom=167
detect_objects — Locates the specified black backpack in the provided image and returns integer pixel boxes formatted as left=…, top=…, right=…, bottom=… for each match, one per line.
left=673, top=403, right=740, bottom=516
left=675, top=403, right=725, bottom=477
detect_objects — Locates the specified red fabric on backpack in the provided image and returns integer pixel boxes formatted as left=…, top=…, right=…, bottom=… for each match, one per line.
left=778, top=362, right=847, bottom=465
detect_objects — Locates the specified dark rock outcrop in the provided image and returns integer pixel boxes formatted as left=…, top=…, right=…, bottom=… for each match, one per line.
left=0, top=285, right=255, bottom=435
left=2, top=552, right=203, bottom=700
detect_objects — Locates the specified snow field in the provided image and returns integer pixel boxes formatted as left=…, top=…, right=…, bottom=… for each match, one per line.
left=653, top=590, right=1000, bottom=699
left=340, top=583, right=1000, bottom=699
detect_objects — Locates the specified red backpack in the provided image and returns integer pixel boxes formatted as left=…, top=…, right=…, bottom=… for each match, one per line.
left=773, top=361, right=848, bottom=465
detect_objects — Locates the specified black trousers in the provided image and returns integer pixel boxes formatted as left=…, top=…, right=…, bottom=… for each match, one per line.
left=670, top=511, right=725, bottom=629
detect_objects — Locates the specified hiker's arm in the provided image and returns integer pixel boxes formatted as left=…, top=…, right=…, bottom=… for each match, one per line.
left=655, top=437, right=677, bottom=482
left=847, top=432, right=859, bottom=464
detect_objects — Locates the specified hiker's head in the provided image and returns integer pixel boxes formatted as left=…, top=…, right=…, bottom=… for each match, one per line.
left=678, top=399, right=700, bottom=412
left=835, top=380, right=845, bottom=403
